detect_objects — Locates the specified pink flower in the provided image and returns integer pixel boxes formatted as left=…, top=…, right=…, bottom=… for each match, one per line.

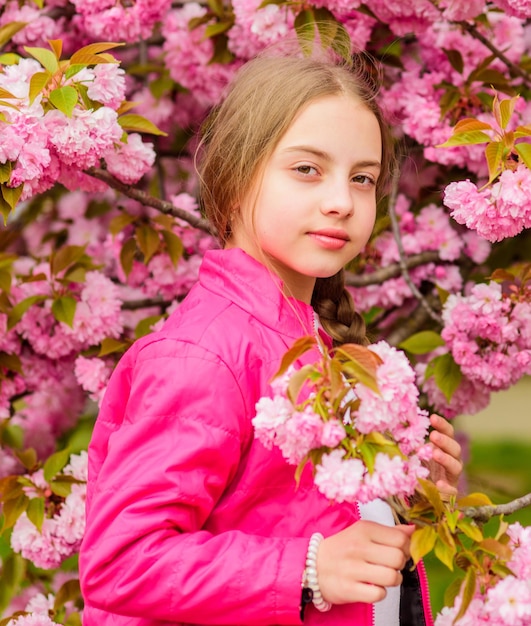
left=74, top=356, right=113, bottom=405
left=104, top=133, right=156, bottom=184
left=486, top=577, right=531, bottom=625
left=85, top=63, right=127, bottom=108
left=314, top=450, right=365, bottom=503
left=321, top=420, right=346, bottom=447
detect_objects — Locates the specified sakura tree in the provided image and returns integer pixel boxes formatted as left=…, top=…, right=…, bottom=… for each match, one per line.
left=0, top=0, right=530, bottom=624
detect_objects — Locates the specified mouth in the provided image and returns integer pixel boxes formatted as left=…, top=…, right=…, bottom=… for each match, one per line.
left=307, top=229, right=350, bottom=250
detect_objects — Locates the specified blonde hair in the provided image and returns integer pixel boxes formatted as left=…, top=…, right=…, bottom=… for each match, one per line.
left=197, top=50, right=396, bottom=346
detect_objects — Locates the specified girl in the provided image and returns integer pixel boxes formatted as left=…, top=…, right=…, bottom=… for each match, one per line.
left=79, top=51, right=462, bottom=626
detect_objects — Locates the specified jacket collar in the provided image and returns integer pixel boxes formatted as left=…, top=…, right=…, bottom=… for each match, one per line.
left=199, top=248, right=316, bottom=340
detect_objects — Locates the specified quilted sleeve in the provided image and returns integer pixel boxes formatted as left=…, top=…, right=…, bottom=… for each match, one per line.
left=79, top=337, right=308, bottom=625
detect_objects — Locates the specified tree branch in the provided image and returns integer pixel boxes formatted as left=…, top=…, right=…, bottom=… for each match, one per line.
left=461, top=492, right=531, bottom=523
left=387, top=174, right=443, bottom=324
left=345, top=251, right=442, bottom=287
left=459, top=22, right=531, bottom=87
left=85, top=168, right=215, bottom=236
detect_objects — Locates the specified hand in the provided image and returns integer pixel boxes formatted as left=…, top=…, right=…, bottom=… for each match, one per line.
left=428, top=413, right=463, bottom=497
left=316, top=521, right=415, bottom=605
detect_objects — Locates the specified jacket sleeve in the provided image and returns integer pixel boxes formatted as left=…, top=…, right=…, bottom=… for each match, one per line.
left=79, top=337, right=308, bottom=625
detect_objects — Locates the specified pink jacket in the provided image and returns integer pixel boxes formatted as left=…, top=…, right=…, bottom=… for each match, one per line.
left=80, top=248, right=433, bottom=626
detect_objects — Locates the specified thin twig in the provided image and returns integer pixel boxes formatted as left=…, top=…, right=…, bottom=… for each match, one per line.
left=459, top=22, right=531, bottom=87
left=461, top=492, right=531, bottom=523
left=345, top=251, right=442, bottom=287
left=85, top=168, right=215, bottom=236
left=384, top=294, right=440, bottom=346
left=387, top=174, right=443, bottom=324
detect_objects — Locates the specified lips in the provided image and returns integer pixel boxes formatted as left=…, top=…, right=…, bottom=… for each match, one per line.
left=307, top=229, right=350, bottom=250
left=309, top=228, right=350, bottom=241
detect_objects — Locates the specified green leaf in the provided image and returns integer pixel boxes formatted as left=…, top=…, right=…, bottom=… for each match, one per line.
left=204, top=21, right=232, bottom=38
left=454, top=568, right=477, bottom=623
left=0, top=351, right=22, bottom=373
left=0, top=87, right=17, bottom=100
left=1, top=493, right=29, bottom=529
left=48, top=86, right=78, bottom=117
left=49, top=478, right=75, bottom=498
left=207, top=0, right=225, bottom=17
left=417, top=478, right=445, bottom=517
left=457, top=492, right=493, bottom=507
left=485, top=141, right=504, bottom=183
left=7, top=294, right=48, bottom=330
left=120, top=238, right=137, bottom=277
left=434, top=534, right=455, bottom=571
left=432, top=353, right=462, bottom=402
left=43, top=448, right=71, bottom=482
left=109, top=212, right=136, bottom=236
left=515, top=142, right=531, bottom=170
left=478, top=538, right=512, bottom=560
left=286, top=364, right=314, bottom=404
left=118, top=114, right=168, bottom=136
left=456, top=519, right=484, bottom=543
left=48, top=39, right=63, bottom=60
left=54, top=579, right=81, bottom=611
left=51, top=245, right=87, bottom=275
left=443, top=575, right=464, bottom=608
left=0, top=52, right=20, bottom=65
left=294, top=9, right=317, bottom=56
left=453, top=118, right=493, bottom=133
left=134, top=314, right=165, bottom=339
left=24, top=46, right=59, bottom=73
left=499, top=96, right=517, bottom=130
left=410, top=525, right=437, bottom=564
left=442, top=48, right=464, bottom=74
left=514, top=124, right=531, bottom=139
left=0, top=162, right=12, bottom=185
left=0, top=22, right=27, bottom=49
left=69, top=42, right=124, bottom=65
left=136, top=224, right=160, bottom=263
left=274, top=335, right=316, bottom=378
left=99, top=337, right=128, bottom=357
left=399, top=331, right=445, bottom=355
left=26, top=497, right=45, bottom=532
left=27, top=71, right=51, bottom=105
left=437, top=130, right=492, bottom=147
left=161, top=230, right=184, bottom=267
left=64, top=613, right=83, bottom=626
left=1, top=183, right=23, bottom=210
left=51, top=295, right=77, bottom=327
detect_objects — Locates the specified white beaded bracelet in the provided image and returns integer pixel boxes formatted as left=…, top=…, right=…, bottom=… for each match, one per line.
left=303, top=532, right=332, bottom=613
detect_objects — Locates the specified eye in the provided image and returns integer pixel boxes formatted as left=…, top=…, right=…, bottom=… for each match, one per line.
left=352, top=174, right=376, bottom=187
left=294, top=164, right=318, bottom=176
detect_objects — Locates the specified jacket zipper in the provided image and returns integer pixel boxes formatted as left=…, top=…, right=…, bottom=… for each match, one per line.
left=417, top=559, right=434, bottom=626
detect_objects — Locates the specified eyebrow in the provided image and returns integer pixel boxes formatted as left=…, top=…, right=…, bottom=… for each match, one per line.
left=281, top=145, right=381, bottom=169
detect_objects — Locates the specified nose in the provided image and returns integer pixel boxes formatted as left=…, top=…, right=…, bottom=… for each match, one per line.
left=320, top=179, right=354, bottom=218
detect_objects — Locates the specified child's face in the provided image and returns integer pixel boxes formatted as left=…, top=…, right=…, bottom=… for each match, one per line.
left=230, top=94, right=381, bottom=303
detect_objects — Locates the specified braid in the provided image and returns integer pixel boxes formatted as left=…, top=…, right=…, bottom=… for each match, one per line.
left=311, top=271, right=368, bottom=347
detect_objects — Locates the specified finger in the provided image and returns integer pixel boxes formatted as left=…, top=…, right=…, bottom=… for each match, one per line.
left=429, top=428, right=462, bottom=461
left=435, top=479, right=458, bottom=498
left=348, top=563, right=404, bottom=588
left=431, top=446, right=463, bottom=479
left=429, top=414, right=455, bottom=439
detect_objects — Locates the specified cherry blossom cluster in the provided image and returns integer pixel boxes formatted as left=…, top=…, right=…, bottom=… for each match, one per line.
left=10, top=452, right=87, bottom=571
left=349, top=196, right=491, bottom=312
left=441, top=281, right=531, bottom=391
left=443, top=166, right=531, bottom=243
left=435, top=522, right=531, bottom=626
left=0, top=54, right=155, bottom=203
left=253, top=341, right=432, bottom=504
